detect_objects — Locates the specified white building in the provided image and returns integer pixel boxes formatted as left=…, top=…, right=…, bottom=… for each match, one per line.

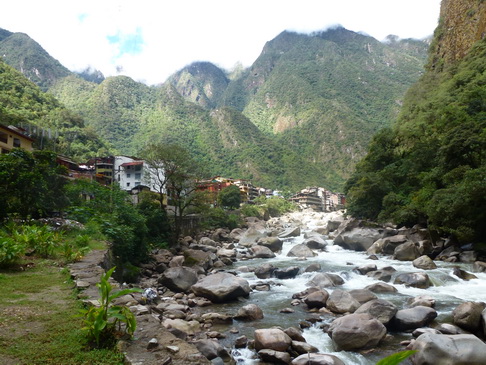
left=114, top=156, right=165, bottom=194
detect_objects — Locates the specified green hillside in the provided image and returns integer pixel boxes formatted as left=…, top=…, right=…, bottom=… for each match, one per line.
left=0, top=58, right=110, bottom=159
left=0, top=29, right=71, bottom=91
left=345, top=34, right=486, bottom=243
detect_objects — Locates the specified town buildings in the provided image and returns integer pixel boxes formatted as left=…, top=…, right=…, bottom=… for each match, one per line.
left=289, top=187, right=345, bottom=212
left=0, top=124, right=34, bottom=153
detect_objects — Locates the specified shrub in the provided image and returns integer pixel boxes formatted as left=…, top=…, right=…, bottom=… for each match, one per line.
left=0, top=233, right=25, bottom=267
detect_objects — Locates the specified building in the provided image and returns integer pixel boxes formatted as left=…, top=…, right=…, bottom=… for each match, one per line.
left=0, top=124, right=34, bottom=153
left=114, top=155, right=165, bottom=195
left=290, top=187, right=346, bottom=211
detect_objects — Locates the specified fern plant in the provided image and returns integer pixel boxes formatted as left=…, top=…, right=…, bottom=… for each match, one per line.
left=78, top=266, right=142, bottom=347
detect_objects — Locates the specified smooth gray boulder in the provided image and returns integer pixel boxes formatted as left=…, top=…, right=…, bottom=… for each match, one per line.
left=292, top=353, right=345, bottom=365
left=291, top=340, right=318, bottom=354
left=304, top=289, right=329, bottom=309
left=391, top=306, right=437, bottom=331
left=278, top=226, right=301, bottom=238
left=452, top=301, right=486, bottom=332
left=191, top=272, right=250, bottom=302
left=393, top=241, right=421, bottom=261
left=366, top=266, right=396, bottom=282
left=254, top=263, right=275, bottom=279
left=254, top=328, right=292, bottom=352
left=412, top=255, right=437, bottom=270
left=394, top=272, right=432, bottom=288
left=274, top=266, right=300, bottom=279
left=303, top=236, right=328, bottom=250
left=239, top=227, right=266, bottom=247
left=365, top=282, right=398, bottom=293
left=349, top=289, right=377, bottom=305
left=307, top=272, right=344, bottom=288
left=258, top=349, right=291, bottom=364
left=334, top=226, right=386, bottom=251
left=257, top=237, right=283, bottom=252
left=411, top=333, right=486, bottom=365
left=193, top=339, right=229, bottom=361
left=250, top=245, right=276, bottom=258
left=158, top=266, right=198, bottom=292
left=287, top=244, right=316, bottom=257
left=328, top=313, right=386, bottom=350
left=326, top=289, right=361, bottom=314
left=354, top=263, right=377, bottom=275
left=234, top=303, right=264, bottom=321
left=355, top=299, right=397, bottom=325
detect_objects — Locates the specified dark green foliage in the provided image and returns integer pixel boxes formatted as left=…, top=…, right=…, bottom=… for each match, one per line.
left=0, top=149, right=68, bottom=220
left=217, top=185, right=242, bottom=209
left=346, top=38, right=486, bottom=244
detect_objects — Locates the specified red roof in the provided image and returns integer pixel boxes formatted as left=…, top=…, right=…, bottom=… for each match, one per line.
left=121, top=161, right=143, bottom=167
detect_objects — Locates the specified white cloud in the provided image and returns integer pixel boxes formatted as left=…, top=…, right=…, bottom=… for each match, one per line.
left=0, top=0, right=441, bottom=85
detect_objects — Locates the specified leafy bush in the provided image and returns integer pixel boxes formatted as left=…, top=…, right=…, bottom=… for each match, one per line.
left=78, top=267, right=141, bottom=348
left=255, top=196, right=297, bottom=217
left=0, top=233, right=25, bottom=267
left=12, top=224, right=62, bottom=258
left=240, top=204, right=263, bottom=219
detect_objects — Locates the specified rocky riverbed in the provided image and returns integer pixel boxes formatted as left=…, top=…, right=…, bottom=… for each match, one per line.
left=71, top=209, right=486, bottom=365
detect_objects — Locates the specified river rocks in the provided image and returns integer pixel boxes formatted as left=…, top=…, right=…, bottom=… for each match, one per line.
left=304, top=289, right=329, bottom=309
left=291, top=340, right=318, bottom=354
left=408, top=295, right=436, bottom=308
left=254, top=263, right=276, bottom=279
left=334, top=222, right=388, bottom=251
left=328, top=313, right=387, bottom=350
left=307, top=272, right=345, bottom=288
left=234, top=304, right=264, bottom=321
left=239, top=227, right=266, bottom=247
left=391, top=306, right=437, bottom=331
left=183, top=249, right=212, bottom=270
left=394, top=272, right=432, bottom=288
left=365, top=282, right=398, bottom=293
left=193, top=339, right=230, bottom=361
left=191, top=272, right=250, bottom=302
left=473, top=260, right=486, bottom=272
left=452, top=267, right=477, bottom=280
left=158, top=266, right=198, bottom=293
left=254, top=328, right=292, bottom=352
left=274, top=266, right=300, bottom=279
left=382, top=235, right=409, bottom=255
left=162, top=318, right=201, bottom=336
left=452, top=301, right=486, bottom=332
left=393, top=241, right=421, bottom=261
left=258, top=349, right=291, bottom=364
left=287, top=244, right=317, bottom=258
left=250, top=245, right=276, bottom=258
left=303, top=236, right=328, bottom=250
left=355, top=299, right=397, bottom=325
left=326, top=289, right=361, bottom=314
left=349, top=289, right=377, bottom=304
left=258, top=236, right=284, bottom=252
left=411, top=333, right=486, bottom=365
left=278, top=226, right=301, bottom=238
left=412, top=255, right=437, bottom=270
left=292, top=353, right=345, bottom=365
left=354, top=263, right=377, bottom=275
left=366, top=266, right=396, bottom=282
left=459, top=250, right=477, bottom=263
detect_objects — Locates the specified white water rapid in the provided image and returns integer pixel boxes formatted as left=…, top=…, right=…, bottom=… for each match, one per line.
left=223, top=211, right=486, bottom=365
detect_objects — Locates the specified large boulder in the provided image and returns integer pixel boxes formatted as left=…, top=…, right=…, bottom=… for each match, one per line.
left=334, top=225, right=387, bottom=251
left=412, top=255, right=437, bottom=270
left=303, top=236, right=328, bottom=250
left=183, top=249, right=212, bottom=270
left=287, top=244, right=317, bottom=258
left=382, top=235, right=409, bottom=255
left=391, top=306, right=437, bottom=331
left=328, top=313, right=387, bottom=350
left=191, top=272, right=250, bottom=302
left=193, top=339, right=230, bottom=361
left=250, top=245, right=276, bottom=258
left=258, top=237, right=283, bottom=252
left=452, top=301, right=486, bottom=332
left=326, top=289, right=361, bottom=314
left=411, top=333, right=486, bottom=365
left=349, top=289, right=377, bottom=305
left=394, top=272, right=432, bottom=288
left=158, top=266, right=198, bottom=293
left=278, top=226, right=301, bottom=238
left=239, top=227, right=266, bottom=247
left=366, top=266, right=396, bottom=282
left=304, top=289, right=329, bottom=309
left=258, top=349, right=291, bottom=364
left=254, top=263, right=276, bottom=279
left=355, top=299, right=397, bottom=325
left=365, top=282, right=398, bottom=293
left=274, top=266, right=300, bottom=279
left=307, top=272, right=344, bottom=288
left=234, top=303, right=264, bottom=321
left=393, top=241, right=421, bottom=261
left=292, top=353, right=345, bottom=365
left=291, top=341, right=318, bottom=355
left=254, top=328, right=292, bottom=352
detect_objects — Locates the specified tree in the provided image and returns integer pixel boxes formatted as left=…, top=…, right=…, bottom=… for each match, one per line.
left=217, top=185, right=241, bottom=209
left=0, top=149, right=68, bottom=220
left=139, top=143, right=206, bottom=244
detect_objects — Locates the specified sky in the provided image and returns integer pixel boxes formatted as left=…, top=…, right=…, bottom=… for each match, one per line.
left=1, top=0, right=442, bottom=85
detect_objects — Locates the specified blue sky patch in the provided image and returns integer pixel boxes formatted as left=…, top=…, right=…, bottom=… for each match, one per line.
left=107, top=27, right=144, bottom=57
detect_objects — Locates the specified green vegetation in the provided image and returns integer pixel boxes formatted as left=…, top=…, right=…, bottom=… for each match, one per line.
left=217, top=185, right=242, bottom=209
left=345, top=37, right=486, bottom=245
left=376, top=350, right=417, bottom=365
left=0, top=261, right=124, bottom=364
left=78, top=267, right=141, bottom=347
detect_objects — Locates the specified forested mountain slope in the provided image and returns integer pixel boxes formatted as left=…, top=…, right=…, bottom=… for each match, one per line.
left=345, top=0, right=486, bottom=244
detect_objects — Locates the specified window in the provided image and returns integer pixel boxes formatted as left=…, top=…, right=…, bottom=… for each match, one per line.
left=126, top=182, right=130, bottom=187
left=13, top=138, right=21, bottom=148
left=135, top=173, right=141, bottom=180
left=126, top=173, right=131, bottom=178
left=0, top=132, right=7, bottom=144
left=135, top=165, right=142, bottom=171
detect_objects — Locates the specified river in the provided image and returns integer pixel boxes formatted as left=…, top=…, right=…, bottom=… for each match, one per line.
left=203, top=211, right=486, bottom=364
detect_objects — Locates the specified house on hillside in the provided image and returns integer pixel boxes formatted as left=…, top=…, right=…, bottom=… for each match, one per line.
left=114, top=155, right=166, bottom=195
left=0, top=124, right=34, bottom=153
left=290, top=187, right=345, bottom=211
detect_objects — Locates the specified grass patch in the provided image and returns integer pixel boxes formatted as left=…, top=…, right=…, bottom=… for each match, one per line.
left=0, top=260, right=124, bottom=364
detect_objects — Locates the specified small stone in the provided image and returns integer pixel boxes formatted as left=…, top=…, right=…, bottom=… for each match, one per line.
left=280, top=307, right=295, bottom=313
left=166, top=345, right=180, bottom=354
left=147, top=338, right=158, bottom=350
